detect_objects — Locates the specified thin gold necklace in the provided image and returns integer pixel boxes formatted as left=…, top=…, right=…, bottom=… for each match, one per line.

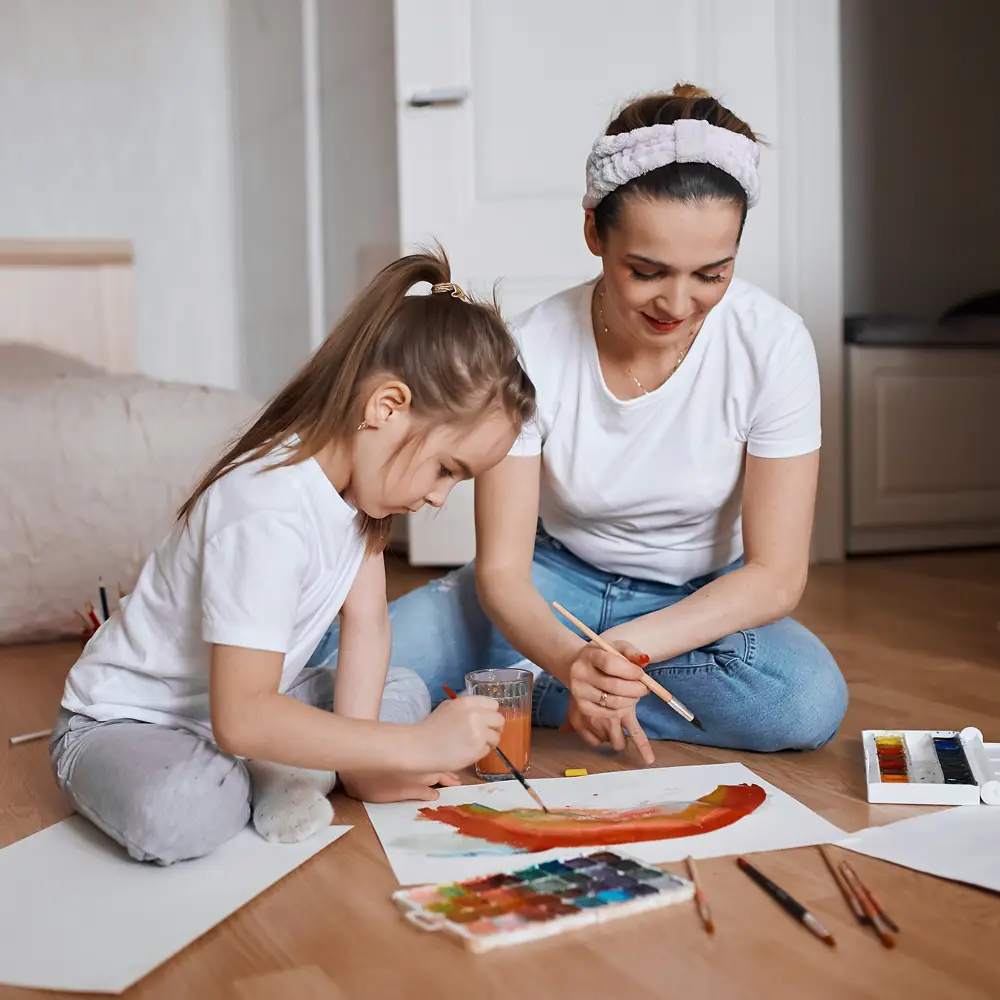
left=599, top=286, right=698, bottom=397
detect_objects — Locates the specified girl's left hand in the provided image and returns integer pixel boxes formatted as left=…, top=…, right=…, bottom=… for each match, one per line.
left=339, top=770, right=462, bottom=803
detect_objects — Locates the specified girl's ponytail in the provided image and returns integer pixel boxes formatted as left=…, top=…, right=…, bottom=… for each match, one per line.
left=178, top=248, right=534, bottom=552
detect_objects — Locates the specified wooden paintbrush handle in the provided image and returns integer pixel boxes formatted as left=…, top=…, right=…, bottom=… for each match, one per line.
left=552, top=602, right=678, bottom=702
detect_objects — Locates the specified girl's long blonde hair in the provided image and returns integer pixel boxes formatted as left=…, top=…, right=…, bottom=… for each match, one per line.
left=178, top=249, right=535, bottom=552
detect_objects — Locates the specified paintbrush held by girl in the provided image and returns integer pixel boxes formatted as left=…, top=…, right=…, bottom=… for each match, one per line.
left=50, top=250, right=536, bottom=865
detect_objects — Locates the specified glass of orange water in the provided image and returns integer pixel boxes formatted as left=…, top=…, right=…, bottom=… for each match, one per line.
left=464, top=667, right=533, bottom=781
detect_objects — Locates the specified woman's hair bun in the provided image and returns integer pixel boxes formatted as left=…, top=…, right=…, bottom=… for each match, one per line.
left=671, top=82, right=713, bottom=101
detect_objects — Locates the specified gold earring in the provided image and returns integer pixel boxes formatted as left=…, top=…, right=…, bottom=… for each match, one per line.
left=357, top=420, right=368, bottom=431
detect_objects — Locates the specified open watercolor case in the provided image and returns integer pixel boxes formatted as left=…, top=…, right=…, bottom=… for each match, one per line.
left=392, top=849, right=694, bottom=953
left=863, top=727, right=1000, bottom=805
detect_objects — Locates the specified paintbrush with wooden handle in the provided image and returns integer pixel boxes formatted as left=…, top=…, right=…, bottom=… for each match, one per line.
left=551, top=601, right=704, bottom=731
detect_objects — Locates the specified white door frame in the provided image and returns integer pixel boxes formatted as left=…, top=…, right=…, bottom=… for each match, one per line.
left=775, top=0, right=845, bottom=562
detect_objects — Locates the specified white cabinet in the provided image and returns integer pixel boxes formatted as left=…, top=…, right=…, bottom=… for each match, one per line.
left=847, top=345, right=1000, bottom=552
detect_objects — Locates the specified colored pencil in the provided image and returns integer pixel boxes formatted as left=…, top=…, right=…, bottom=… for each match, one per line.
left=737, top=857, right=836, bottom=947
left=74, top=609, right=91, bottom=631
left=841, top=859, right=899, bottom=934
left=686, top=856, right=714, bottom=934
left=98, top=580, right=110, bottom=622
left=442, top=685, right=550, bottom=813
left=10, top=729, right=53, bottom=746
left=550, top=601, right=703, bottom=731
left=85, top=602, right=102, bottom=629
left=819, top=845, right=867, bottom=925
left=840, top=862, right=896, bottom=947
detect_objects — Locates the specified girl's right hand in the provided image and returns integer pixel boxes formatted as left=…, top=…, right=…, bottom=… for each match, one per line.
left=412, top=695, right=504, bottom=772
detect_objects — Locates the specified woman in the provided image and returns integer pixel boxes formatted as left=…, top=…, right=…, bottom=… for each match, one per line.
left=310, top=84, right=847, bottom=764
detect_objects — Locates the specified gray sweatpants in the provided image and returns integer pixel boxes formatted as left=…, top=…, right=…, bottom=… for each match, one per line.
left=50, top=667, right=430, bottom=865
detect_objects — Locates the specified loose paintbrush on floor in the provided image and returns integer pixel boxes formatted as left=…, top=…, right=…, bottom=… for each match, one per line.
left=442, top=685, right=550, bottom=812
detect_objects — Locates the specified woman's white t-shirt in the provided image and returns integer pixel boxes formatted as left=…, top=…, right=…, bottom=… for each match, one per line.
left=509, top=277, right=821, bottom=586
left=62, top=444, right=366, bottom=735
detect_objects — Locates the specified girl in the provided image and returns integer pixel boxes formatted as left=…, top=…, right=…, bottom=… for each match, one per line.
left=310, top=84, right=848, bottom=761
left=51, top=251, right=535, bottom=865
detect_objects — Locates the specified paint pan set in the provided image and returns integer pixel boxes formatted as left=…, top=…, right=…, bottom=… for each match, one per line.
left=863, top=727, right=1000, bottom=805
left=393, top=849, right=693, bottom=952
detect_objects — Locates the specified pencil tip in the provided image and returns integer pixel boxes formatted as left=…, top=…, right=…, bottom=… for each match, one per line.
left=691, top=716, right=705, bottom=731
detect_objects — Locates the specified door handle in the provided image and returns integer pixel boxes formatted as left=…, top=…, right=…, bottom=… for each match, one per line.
left=407, top=86, right=469, bottom=108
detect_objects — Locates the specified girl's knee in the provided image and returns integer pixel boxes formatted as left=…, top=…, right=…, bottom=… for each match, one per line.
left=379, top=668, right=432, bottom=725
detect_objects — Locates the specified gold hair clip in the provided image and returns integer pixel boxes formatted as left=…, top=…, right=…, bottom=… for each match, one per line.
left=430, top=282, right=468, bottom=301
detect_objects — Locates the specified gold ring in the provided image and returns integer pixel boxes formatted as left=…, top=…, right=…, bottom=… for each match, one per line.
left=599, top=691, right=608, bottom=708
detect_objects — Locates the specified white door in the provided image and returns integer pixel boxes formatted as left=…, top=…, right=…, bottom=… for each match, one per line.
left=393, top=0, right=804, bottom=565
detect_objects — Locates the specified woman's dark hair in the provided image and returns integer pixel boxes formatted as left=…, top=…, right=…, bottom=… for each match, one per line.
left=593, top=83, right=761, bottom=242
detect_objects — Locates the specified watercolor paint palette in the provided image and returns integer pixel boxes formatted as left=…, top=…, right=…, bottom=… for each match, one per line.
left=392, top=849, right=694, bottom=952
left=863, top=727, right=1000, bottom=805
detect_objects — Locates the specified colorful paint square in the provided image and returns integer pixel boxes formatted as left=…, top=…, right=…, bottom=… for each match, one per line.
left=404, top=885, right=442, bottom=905
left=527, top=876, right=571, bottom=895
left=538, top=860, right=571, bottom=875
left=466, top=918, right=500, bottom=937
left=438, top=884, right=465, bottom=898
left=587, top=852, right=625, bottom=864
left=596, top=889, right=632, bottom=903
left=515, top=866, right=547, bottom=881
left=631, top=865, right=668, bottom=882
left=629, top=883, right=659, bottom=897
left=572, top=895, right=607, bottom=908
left=562, top=857, right=598, bottom=870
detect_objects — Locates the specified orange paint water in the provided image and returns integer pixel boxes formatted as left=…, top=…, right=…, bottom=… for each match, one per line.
left=477, top=709, right=532, bottom=777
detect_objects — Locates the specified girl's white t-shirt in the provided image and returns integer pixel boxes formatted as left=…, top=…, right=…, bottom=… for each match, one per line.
left=509, top=277, right=821, bottom=586
left=62, top=444, right=366, bottom=735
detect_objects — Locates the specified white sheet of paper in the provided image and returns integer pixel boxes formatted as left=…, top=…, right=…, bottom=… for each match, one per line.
left=365, top=762, right=845, bottom=885
left=0, top=818, right=351, bottom=994
left=838, top=806, right=1000, bottom=894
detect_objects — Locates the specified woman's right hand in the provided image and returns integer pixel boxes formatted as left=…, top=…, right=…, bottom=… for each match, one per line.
left=411, top=695, right=504, bottom=772
left=565, top=639, right=650, bottom=719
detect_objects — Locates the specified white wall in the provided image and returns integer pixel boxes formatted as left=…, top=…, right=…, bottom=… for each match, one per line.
left=0, top=0, right=241, bottom=388
left=228, top=0, right=311, bottom=400
left=318, top=0, right=399, bottom=331
left=841, top=0, right=1000, bottom=319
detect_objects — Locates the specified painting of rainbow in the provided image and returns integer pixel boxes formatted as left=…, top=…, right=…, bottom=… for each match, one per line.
left=417, top=783, right=766, bottom=851
left=364, top=762, right=849, bottom=886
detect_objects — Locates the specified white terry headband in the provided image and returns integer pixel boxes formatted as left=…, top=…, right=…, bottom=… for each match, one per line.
left=582, top=118, right=761, bottom=210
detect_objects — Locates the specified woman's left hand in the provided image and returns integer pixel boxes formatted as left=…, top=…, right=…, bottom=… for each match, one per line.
left=565, top=697, right=655, bottom=765
left=339, top=770, right=462, bottom=803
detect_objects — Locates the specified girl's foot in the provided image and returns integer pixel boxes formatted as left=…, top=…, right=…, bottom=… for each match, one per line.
left=247, top=761, right=336, bottom=843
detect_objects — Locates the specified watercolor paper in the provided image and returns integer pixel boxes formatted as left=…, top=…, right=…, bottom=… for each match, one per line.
left=366, top=762, right=844, bottom=885
left=838, top=806, right=1000, bottom=894
left=0, top=817, right=351, bottom=993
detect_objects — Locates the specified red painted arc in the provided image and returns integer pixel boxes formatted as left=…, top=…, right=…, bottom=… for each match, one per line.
left=417, top=783, right=767, bottom=851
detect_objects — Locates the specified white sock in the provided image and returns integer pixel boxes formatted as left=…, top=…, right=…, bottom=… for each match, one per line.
left=247, top=761, right=336, bottom=844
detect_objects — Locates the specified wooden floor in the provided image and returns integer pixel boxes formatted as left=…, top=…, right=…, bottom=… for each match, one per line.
left=1, top=550, right=999, bottom=1000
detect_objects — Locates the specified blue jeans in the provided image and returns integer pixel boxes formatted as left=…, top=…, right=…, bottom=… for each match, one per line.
left=307, top=530, right=848, bottom=752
